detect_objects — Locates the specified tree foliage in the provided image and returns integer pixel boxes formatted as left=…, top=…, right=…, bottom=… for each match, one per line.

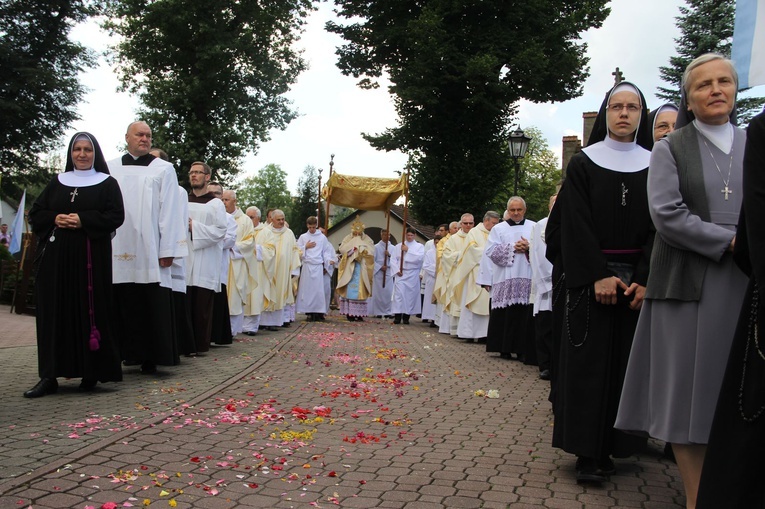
left=235, top=164, right=292, bottom=216
left=490, top=127, right=560, bottom=222
left=289, top=165, right=322, bottom=236
left=657, top=0, right=764, bottom=124
left=326, top=0, right=610, bottom=226
left=103, top=0, right=313, bottom=184
left=0, top=0, right=97, bottom=199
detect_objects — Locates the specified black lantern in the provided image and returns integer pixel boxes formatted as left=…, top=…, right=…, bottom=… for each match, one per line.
left=508, top=128, right=532, bottom=195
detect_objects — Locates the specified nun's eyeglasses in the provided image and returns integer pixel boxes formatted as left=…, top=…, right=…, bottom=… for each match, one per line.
left=655, top=122, right=676, bottom=131
left=608, top=103, right=641, bottom=113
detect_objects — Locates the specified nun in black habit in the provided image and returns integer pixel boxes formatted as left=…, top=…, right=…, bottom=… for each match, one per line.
left=695, top=108, right=765, bottom=509
left=648, top=103, right=679, bottom=147
left=551, top=81, right=653, bottom=483
left=24, top=132, right=125, bottom=398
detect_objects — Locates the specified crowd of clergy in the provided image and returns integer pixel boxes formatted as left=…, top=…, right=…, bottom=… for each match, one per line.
left=22, top=51, right=765, bottom=508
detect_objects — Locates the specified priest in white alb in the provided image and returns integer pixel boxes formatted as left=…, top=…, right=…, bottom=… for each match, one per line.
left=477, top=197, right=535, bottom=360
left=221, top=190, right=256, bottom=336
left=109, top=121, right=188, bottom=374
left=296, top=216, right=331, bottom=321
left=390, top=227, right=425, bottom=324
left=259, top=209, right=301, bottom=330
left=438, top=214, right=474, bottom=335
left=370, top=229, right=395, bottom=317
left=454, top=211, right=500, bottom=342
left=243, top=206, right=276, bottom=335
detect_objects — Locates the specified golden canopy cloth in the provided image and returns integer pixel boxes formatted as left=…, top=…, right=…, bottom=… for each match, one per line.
left=322, top=173, right=406, bottom=211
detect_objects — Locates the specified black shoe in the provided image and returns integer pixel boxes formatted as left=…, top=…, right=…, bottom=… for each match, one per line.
left=79, top=379, right=98, bottom=392
left=140, top=362, right=157, bottom=374
left=316, top=314, right=325, bottom=321
left=24, top=378, right=58, bottom=398
left=539, top=369, right=551, bottom=381
left=356, top=316, right=364, bottom=322
left=403, top=314, right=410, bottom=324
left=306, top=315, right=315, bottom=322
left=429, top=322, right=437, bottom=328
left=243, top=331, right=257, bottom=336
left=663, top=442, right=676, bottom=463
left=282, top=322, right=291, bottom=328
left=598, top=457, right=616, bottom=476
left=393, top=314, right=401, bottom=324
left=265, top=326, right=279, bottom=332
left=575, top=456, right=606, bottom=484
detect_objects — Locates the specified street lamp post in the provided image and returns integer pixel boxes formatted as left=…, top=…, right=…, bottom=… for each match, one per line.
left=508, top=128, right=532, bottom=196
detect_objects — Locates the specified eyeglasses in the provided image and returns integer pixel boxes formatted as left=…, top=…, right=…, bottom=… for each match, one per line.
left=654, top=122, right=675, bottom=131
left=608, top=103, right=641, bottom=113
left=461, top=222, right=474, bottom=225
left=188, top=170, right=209, bottom=176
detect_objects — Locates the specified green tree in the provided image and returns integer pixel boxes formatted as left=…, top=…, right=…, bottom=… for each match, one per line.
left=235, top=164, right=292, bottom=216
left=104, top=0, right=313, bottom=184
left=330, top=205, right=354, bottom=226
left=657, top=0, right=764, bottom=124
left=289, top=165, right=321, bottom=236
left=490, top=127, right=560, bottom=222
left=0, top=0, right=98, bottom=199
left=327, top=0, right=610, bottom=226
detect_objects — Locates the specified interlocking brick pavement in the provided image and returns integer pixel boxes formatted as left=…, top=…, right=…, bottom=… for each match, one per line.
left=0, top=307, right=686, bottom=508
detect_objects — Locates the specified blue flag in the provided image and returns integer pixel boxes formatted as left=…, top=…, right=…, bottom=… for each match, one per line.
left=732, top=0, right=765, bottom=89
left=8, top=190, right=26, bottom=255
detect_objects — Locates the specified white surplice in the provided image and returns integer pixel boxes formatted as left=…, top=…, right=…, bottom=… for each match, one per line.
left=186, top=197, right=227, bottom=291
left=477, top=220, right=535, bottom=308
left=170, top=186, right=190, bottom=293
left=109, top=156, right=188, bottom=288
left=530, top=217, right=553, bottom=315
left=421, top=247, right=437, bottom=320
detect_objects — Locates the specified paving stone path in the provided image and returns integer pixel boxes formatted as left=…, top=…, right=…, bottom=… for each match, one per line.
left=0, top=308, right=684, bottom=508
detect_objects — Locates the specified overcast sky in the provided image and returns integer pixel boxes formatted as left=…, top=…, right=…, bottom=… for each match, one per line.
left=66, top=1, right=765, bottom=192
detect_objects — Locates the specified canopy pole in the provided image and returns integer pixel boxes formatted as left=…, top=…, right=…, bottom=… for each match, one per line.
left=399, top=170, right=410, bottom=273
left=324, top=154, right=334, bottom=231
left=382, top=210, right=391, bottom=288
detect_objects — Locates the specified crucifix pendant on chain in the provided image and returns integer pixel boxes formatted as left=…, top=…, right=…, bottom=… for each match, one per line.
left=722, top=186, right=732, bottom=201
left=70, top=188, right=79, bottom=202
